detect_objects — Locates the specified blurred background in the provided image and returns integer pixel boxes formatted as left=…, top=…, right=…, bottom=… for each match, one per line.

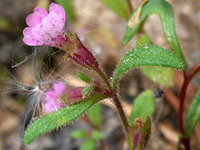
left=0, top=0, right=200, bottom=149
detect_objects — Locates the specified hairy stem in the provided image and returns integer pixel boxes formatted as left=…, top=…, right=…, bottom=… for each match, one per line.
left=96, top=68, right=129, bottom=133
left=112, top=95, right=129, bottom=133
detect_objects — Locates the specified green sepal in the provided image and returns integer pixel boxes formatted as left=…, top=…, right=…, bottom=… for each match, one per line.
left=128, top=117, right=151, bottom=150
left=78, top=72, right=91, bottom=83
left=83, top=85, right=95, bottom=96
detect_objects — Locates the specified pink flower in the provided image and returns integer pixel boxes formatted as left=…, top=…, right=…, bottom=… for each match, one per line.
left=23, top=3, right=68, bottom=49
left=23, top=3, right=100, bottom=71
left=43, top=81, right=84, bottom=113
left=44, top=81, right=66, bottom=113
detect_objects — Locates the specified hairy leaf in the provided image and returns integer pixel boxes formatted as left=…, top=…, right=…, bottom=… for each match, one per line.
left=185, top=88, right=200, bottom=136
left=129, top=90, right=155, bottom=124
left=101, top=0, right=130, bottom=20
left=56, top=0, right=76, bottom=22
left=136, top=33, right=174, bottom=87
left=112, top=45, right=185, bottom=90
left=122, top=0, right=186, bottom=66
left=24, top=94, right=106, bottom=145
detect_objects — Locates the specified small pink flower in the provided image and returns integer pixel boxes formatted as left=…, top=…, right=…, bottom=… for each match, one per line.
left=44, top=81, right=66, bottom=113
left=23, top=3, right=68, bottom=49
left=43, top=81, right=84, bottom=113
left=23, top=3, right=100, bottom=71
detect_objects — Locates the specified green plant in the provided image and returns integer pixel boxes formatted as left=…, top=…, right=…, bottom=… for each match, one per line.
left=21, top=1, right=200, bottom=150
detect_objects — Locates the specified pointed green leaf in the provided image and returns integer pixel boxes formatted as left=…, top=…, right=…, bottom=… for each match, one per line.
left=24, top=94, right=106, bottom=145
left=56, top=0, right=76, bottom=22
left=122, top=0, right=186, bottom=66
left=78, top=72, right=91, bottom=83
left=88, top=103, right=102, bottom=128
left=185, top=88, right=200, bottom=136
left=71, top=130, right=87, bottom=139
left=101, top=0, right=130, bottom=21
left=81, top=139, right=95, bottom=150
left=112, top=45, right=185, bottom=90
left=129, top=90, right=155, bottom=124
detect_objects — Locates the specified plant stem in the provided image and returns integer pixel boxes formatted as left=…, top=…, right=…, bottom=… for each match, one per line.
left=178, top=63, right=200, bottom=150
left=126, top=0, right=133, bottom=14
left=178, top=72, right=187, bottom=135
left=96, top=68, right=129, bottom=133
left=112, top=95, right=129, bottom=133
left=96, top=68, right=112, bottom=91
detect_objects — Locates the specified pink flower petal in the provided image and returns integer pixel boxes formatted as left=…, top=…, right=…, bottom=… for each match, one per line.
left=53, top=81, right=66, bottom=95
left=23, top=27, right=42, bottom=45
left=49, top=3, right=66, bottom=23
left=44, top=102, right=56, bottom=113
left=34, top=7, right=48, bottom=19
left=26, top=7, right=48, bottom=27
left=44, top=100, right=63, bottom=113
left=42, top=12, right=65, bottom=36
left=44, top=90, right=57, bottom=103
left=32, top=24, right=52, bottom=45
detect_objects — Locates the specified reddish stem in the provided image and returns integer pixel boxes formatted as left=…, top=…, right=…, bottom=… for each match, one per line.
left=178, top=63, right=200, bottom=150
left=178, top=72, right=188, bottom=135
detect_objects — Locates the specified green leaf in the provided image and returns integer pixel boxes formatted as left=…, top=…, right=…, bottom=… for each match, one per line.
left=71, top=130, right=87, bottom=139
left=56, top=0, right=76, bottom=22
left=112, top=45, right=185, bottom=90
left=185, top=88, right=200, bottom=136
left=135, top=33, right=174, bottom=87
left=101, top=0, right=130, bottom=21
left=122, top=0, right=186, bottom=66
left=88, top=103, right=102, bottom=128
left=141, top=66, right=174, bottom=87
left=129, top=90, right=155, bottom=124
left=78, top=72, right=91, bottom=83
left=24, top=94, right=106, bottom=145
left=91, top=130, right=103, bottom=140
left=83, top=85, right=95, bottom=96
left=80, top=139, right=95, bottom=150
